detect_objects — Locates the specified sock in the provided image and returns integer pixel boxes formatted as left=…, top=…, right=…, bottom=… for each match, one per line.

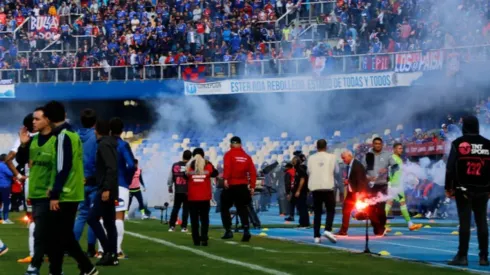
left=27, top=264, right=37, bottom=271
left=116, top=219, right=124, bottom=254
left=29, top=222, right=35, bottom=257
left=0, top=239, right=4, bottom=247
left=385, top=203, right=392, bottom=216
left=98, top=220, right=105, bottom=253
left=140, top=209, right=145, bottom=215
left=400, top=205, right=411, bottom=223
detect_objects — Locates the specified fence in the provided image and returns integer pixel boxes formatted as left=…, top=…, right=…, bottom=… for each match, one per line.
left=1, top=44, right=489, bottom=84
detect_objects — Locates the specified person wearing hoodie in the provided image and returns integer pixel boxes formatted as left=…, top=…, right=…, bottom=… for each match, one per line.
left=73, top=108, right=98, bottom=257
left=0, top=153, right=13, bottom=224
left=41, top=101, right=97, bottom=275
left=220, top=136, right=257, bottom=242
left=446, top=115, right=490, bottom=267
left=88, top=119, right=119, bottom=267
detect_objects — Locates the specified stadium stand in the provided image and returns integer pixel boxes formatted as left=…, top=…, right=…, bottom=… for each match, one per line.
left=0, top=0, right=487, bottom=82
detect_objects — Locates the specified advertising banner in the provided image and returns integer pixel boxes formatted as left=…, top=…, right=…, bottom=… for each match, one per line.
left=185, top=72, right=397, bottom=96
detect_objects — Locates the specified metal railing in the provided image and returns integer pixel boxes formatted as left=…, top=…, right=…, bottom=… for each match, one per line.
left=1, top=44, right=488, bottom=84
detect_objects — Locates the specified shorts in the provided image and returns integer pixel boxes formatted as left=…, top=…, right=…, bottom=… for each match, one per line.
left=25, top=178, right=32, bottom=213
left=393, top=192, right=406, bottom=203
left=116, top=186, right=129, bottom=212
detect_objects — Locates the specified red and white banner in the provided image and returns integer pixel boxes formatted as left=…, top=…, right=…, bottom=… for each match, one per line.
left=361, top=55, right=390, bottom=71
left=395, top=50, right=444, bottom=73
left=404, top=142, right=446, bottom=156
left=30, top=16, right=59, bottom=40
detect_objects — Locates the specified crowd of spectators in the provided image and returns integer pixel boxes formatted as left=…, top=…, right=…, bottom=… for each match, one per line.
left=0, top=0, right=486, bottom=78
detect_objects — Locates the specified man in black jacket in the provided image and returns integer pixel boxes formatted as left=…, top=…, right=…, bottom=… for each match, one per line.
left=167, top=150, right=191, bottom=232
left=336, top=150, right=369, bottom=235
left=87, top=120, right=119, bottom=266
left=446, top=115, right=490, bottom=267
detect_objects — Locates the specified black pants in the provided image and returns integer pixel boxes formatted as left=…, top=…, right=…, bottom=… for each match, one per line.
left=88, top=195, right=117, bottom=255
left=292, top=194, right=310, bottom=227
left=129, top=190, right=145, bottom=211
left=31, top=199, right=50, bottom=269
left=169, top=193, right=189, bottom=228
left=49, top=202, right=94, bottom=275
left=369, top=184, right=388, bottom=235
left=188, top=200, right=210, bottom=244
left=456, top=190, right=489, bottom=257
left=221, top=184, right=251, bottom=231
left=340, top=192, right=355, bottom=233
left=312, top=190, right=336, bottom=237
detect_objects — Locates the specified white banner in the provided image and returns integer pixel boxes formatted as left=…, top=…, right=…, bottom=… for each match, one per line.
left=184, top=81, right=225, bottom=95
left=185, top=72, right=398, bottom=96
left=0, top=79, right=15, bottom=98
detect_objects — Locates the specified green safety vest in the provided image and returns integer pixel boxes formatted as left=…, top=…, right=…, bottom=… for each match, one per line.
left=29, top=135, right=57, bottom=199
left=58, top=129, right=84, bottom=202
left=390, top=154, right=403, bottom=187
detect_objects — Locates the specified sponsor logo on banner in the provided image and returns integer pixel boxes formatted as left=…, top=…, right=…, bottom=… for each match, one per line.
left=395, top=50, right=444, bottom=73
left=184, top=81, right=223, bottom=95
left=361, top=55, right=390, bottom=71
left=0, top=79, right=15, bottom=98
left=30, top=16, right=59, bottom=40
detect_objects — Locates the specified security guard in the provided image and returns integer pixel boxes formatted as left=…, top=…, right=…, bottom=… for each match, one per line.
left=446, top=115, right=490, bottom=266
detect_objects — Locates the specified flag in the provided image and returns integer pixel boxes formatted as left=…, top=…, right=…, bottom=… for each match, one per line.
left=182, top=65, right=206, bottom=83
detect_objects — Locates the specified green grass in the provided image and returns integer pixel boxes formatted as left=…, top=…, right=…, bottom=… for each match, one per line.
left=0, top=213, right=471, bottom=274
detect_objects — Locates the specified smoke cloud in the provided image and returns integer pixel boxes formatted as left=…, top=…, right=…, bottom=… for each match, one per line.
left=138, top=0, right=490, bottom=208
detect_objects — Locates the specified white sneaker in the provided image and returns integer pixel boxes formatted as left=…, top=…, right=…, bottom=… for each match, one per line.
left=2, top=219, right=13, bottom=224
left=323, top=231, right=337, bottom=243
left=168, top=227, right=175, bottom=232
left=141, top=215, right=149, bottom=220
left=314, top=237, right=321, bottom=244
left=181, top=228, right=188, bottom=233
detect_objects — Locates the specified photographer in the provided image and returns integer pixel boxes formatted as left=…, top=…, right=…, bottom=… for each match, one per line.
left=167, top=150, right=192, bottom=232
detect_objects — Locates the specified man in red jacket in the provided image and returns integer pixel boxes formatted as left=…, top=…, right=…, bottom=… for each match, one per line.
left=221, top=136, right=257, bottom=242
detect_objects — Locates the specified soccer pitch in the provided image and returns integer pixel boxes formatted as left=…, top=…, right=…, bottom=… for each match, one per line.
left=0, top=212, right=475, bottom=275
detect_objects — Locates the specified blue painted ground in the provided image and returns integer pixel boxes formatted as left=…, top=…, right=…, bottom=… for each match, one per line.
left=137, top=206, right=487, bottom=273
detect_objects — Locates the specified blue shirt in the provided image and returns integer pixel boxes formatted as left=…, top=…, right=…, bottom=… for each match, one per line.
left=0, top=162, right=13, bottom=188
left=115, top=137, right=136, bottom=188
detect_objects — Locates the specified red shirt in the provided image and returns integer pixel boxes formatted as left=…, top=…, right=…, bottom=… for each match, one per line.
left=187, top=163, right=214, bottom=201
left=223, top=147, right=257, bottom=189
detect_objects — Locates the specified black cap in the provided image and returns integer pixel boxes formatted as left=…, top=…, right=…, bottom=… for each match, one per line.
left=230, top=136, right=241, bottom=144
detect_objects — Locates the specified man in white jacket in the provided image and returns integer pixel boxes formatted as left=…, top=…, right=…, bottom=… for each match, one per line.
left=307, top=139, right=338, bottom=244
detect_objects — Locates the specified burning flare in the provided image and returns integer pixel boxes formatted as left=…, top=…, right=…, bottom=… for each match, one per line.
left=355, top=200, right=369, bottom=211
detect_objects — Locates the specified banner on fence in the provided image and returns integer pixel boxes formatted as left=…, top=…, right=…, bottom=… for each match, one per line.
left=0, top=79, right=15, bottom=98
left=404, top=142, right=445, bottom=156
left=30, top=16, right=60, bottom=40
left=361, top=55, right=390, bottom=71
left=395, top=50, right=444, bottom=73
left=185, top=72, right=398, bottom=96
left=184, top=81, right=224, bottom=95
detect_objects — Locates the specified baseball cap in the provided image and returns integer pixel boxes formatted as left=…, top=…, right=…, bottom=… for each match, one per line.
left=230, top=136, right=242, bottom=144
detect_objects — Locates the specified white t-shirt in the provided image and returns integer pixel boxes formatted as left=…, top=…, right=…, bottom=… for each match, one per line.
left=10, top=132, right=37, bottom=153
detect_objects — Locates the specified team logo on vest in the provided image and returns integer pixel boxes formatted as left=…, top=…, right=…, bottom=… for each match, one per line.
left=460, top=142, right=490, bottom=155
left=459, top=142, right=471, bottom=155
